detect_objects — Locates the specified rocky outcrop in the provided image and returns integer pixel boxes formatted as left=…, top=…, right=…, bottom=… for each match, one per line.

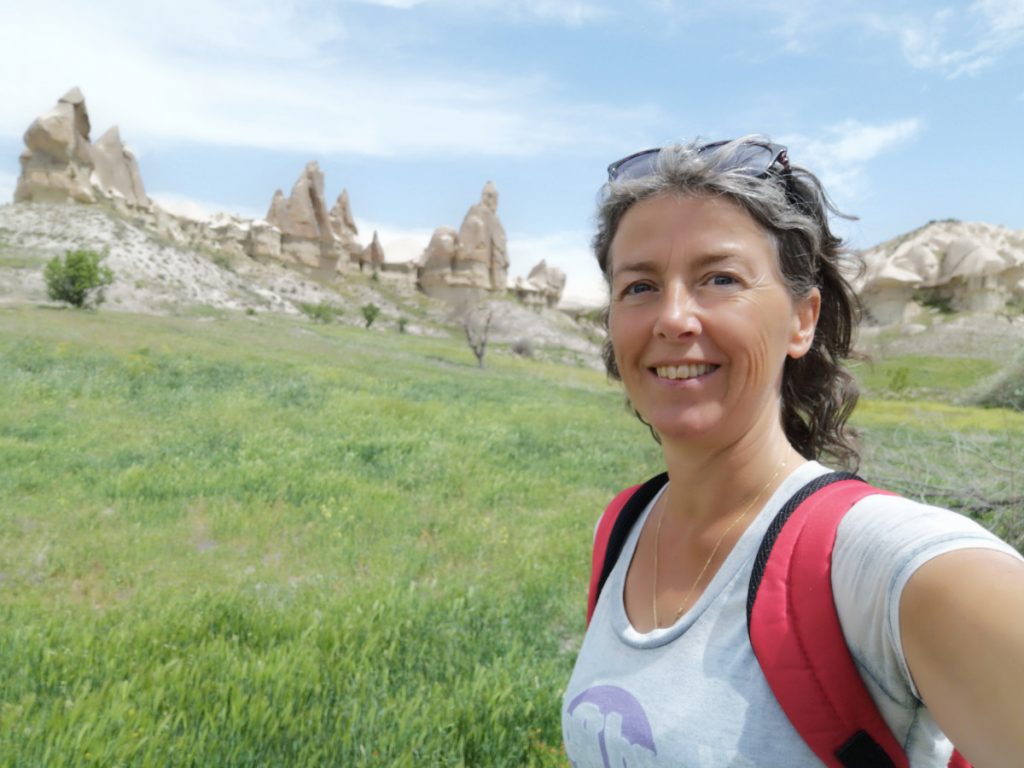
left=92, top=126, right=149, bottom=210
left=328, top=190, right=361, bottom=271
left=263, top=161, right=342, bottom=270
left=513, top=259, right=566, bottom=309
left=858, top=220, right=1024, bottom=324
left=11, top=87, right=372, bottom=277
left=15, top=88, right=150, bottom=211
left=247, top=220, right=283, bottom=262
left=358, top=231, right=385, bottom=272
left=418, top=182, right=508, bottom=303
left=15, top=87, right=97, bottom=204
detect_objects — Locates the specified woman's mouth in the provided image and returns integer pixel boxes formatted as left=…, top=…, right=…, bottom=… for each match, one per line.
left=654, top=363, right=719, bottom=380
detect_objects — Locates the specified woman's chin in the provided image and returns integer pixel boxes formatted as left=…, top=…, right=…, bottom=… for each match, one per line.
left=646, top=416, right=721, bottom=444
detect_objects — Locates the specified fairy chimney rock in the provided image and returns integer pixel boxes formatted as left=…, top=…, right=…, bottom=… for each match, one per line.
left=528, top=259, right=567, bottom=307
left=457, top=180, right=508, bottom=292
left=92, top=126, right=149, bottom=208
left=858, top=220, right=1024, bottom=323
left=359, top=230, right=385, bottom=271
left=418, top=182, right=510, bottom=302
left=329, top=189, right=359, bottom=240
left=266, top=189, right=288, bottom=223
left=266, top=161, right=332, bottom=242
left=15, top=87, right=96, bottom=203
left=263, top=162, right=342, bottom=269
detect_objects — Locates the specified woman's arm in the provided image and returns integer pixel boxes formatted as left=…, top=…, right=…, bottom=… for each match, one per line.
left=900, top=548, right=1024, bottom=767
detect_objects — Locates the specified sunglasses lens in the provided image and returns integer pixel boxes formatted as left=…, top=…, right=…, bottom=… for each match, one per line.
left=608, top=150, right=659, bottom=182
left=609, top=141, right=787, bottom=183
left=702, top=142, right=781, bottom=176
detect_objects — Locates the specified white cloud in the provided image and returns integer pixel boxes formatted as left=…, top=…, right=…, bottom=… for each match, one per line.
left=397, top=0, right=610, bottom=25
left=149, top=192, right=263, bottom=222
left=872, top=0, right=1024, bottom=78
left=352, top=0, right=427, bottom=8
left=356, top=220, right=433, bottom=264
left=0, top=171, right=16, bottom=204
left=783, top=118, right=922, bottom=200
left=511, top=0, right=609, bottom=25
left=0, top=0, right=652, bottom=158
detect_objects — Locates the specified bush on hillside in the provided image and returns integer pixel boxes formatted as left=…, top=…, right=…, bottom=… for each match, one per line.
left=361, top=303, right=380, bottom=329
left=44, top=249, right=114, bottom=308
left=298, top=301, right=341, bottom=324
left=965, top=350, right=1024, bottom=411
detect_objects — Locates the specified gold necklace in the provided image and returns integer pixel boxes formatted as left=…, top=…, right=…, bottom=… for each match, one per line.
left=652, top=455, right=787, bottom=628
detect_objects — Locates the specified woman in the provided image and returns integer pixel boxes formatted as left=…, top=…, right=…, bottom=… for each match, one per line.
left=562, top=138, right=1024, bottom=767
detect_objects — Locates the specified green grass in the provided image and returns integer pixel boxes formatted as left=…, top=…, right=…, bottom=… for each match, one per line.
left=0, top=306, right=660, bottom=767
left=1, top=306, right=1021, bottom=765
left=849, top=355, right=1000, bottom=402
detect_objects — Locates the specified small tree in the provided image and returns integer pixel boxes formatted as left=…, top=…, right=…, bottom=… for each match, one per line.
left=361, top=302, right=380, bottom=329
left=463, top=305, right=493, bottom=368
left=44, top=249, right=114, bottom=308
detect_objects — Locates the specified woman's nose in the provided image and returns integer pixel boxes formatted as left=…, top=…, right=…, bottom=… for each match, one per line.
left=653, top=283, right=701, bottom=338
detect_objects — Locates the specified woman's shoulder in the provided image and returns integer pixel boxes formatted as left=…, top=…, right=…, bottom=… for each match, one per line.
left=829, top=475, right=1022, bottom=709
left=839, top=486, right=1015, bottom=559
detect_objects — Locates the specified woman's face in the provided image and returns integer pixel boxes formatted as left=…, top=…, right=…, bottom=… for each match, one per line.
left=608, top=194, right=819, bottom=448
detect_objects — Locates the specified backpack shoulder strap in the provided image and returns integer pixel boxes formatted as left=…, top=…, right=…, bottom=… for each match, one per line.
left=748, top=472, right=910, bottom=768
left=586, top=472, right=669, bottom=626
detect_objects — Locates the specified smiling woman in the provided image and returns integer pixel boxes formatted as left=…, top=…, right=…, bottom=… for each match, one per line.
left=562, top=138, right=1024, bottom=768
left=607, top=194, right=819, bottom=450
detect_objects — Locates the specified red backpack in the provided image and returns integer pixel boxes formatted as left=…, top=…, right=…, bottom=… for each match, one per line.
left=586, top=471, right=970, bottom=768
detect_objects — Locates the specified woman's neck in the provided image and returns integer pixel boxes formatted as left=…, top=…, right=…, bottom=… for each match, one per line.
left=659, top=424, right=806, bottom=523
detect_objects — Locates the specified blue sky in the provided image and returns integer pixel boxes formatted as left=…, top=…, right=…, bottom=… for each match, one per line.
left=1, top=0, right=1022, bottom=304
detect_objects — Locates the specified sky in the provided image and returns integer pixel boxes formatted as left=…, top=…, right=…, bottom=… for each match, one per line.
left=1, top=0, right=1022, bottom=305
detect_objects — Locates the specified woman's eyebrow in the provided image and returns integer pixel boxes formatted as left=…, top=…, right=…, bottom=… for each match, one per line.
left=690, top=252, right=744, bottom=270
left=612, top=252, right=745, bottom=278
left=610, top=259, right=660, bottom=278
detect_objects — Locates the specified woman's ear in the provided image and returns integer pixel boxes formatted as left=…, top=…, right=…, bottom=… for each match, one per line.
left=787, top=288, right=821, bottom=359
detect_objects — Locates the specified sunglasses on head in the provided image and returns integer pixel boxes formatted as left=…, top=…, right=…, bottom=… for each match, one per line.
left=607, top=140, right=790, bottom=183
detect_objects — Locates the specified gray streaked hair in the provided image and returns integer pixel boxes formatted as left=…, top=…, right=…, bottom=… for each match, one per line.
left=594, top=136, right=863, bottom=467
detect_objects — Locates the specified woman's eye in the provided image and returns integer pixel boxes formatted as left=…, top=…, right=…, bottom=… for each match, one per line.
left=709, top=274, right=738, bottom=287
left=622, top=282, right=654, bottom=297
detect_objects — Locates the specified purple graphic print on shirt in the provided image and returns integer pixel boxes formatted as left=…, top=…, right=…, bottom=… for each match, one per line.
left=566, top=685, right=657, bottom=767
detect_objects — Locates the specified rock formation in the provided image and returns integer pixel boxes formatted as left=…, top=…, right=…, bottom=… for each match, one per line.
left=418, top=181, right=509, bottom=302
left=858, top=220, right=1024, bottom=324
left=92, top=126, right=149, bottom=210
left=263, top=161, right=334, bottom=269
left=513, top=259, right=567, bottom=309
left=359, top=231, right=385, bottom=272
left=328, top=190, right=361, bottom=271
left=15, top=87, right=151, bottom=211
left=15, top=87, right=97, bottom=204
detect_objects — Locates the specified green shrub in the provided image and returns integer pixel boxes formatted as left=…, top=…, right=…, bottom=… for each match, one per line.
left=886, top=366, right=910, bottom=394
left=361, top=303, right=380, bottom=329
left=397, top=317, right=408, bottom=334
left=43, top=249, right=114, bottom=308
left=298, top=302, right=341, bottom=324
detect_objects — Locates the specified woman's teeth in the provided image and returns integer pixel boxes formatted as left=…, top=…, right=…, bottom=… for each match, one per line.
left=655, top=363, right=716, bottom=380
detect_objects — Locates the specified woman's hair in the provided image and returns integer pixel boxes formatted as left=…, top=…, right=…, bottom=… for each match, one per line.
left=594, top=137, right=862, bottom=467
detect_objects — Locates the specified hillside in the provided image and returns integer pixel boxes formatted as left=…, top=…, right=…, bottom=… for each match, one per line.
left=0, top=201, right=602, bottom=367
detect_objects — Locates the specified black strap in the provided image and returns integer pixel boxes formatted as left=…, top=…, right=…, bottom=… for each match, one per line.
left=595, top=472, right=668, bottom=608
left=836, top=730, right=898, bottom=768
left=745, top=471, right=861, bottom=631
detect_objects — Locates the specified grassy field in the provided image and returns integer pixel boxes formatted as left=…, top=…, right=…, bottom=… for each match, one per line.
left=1, top=306, right=1021, bottom=766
